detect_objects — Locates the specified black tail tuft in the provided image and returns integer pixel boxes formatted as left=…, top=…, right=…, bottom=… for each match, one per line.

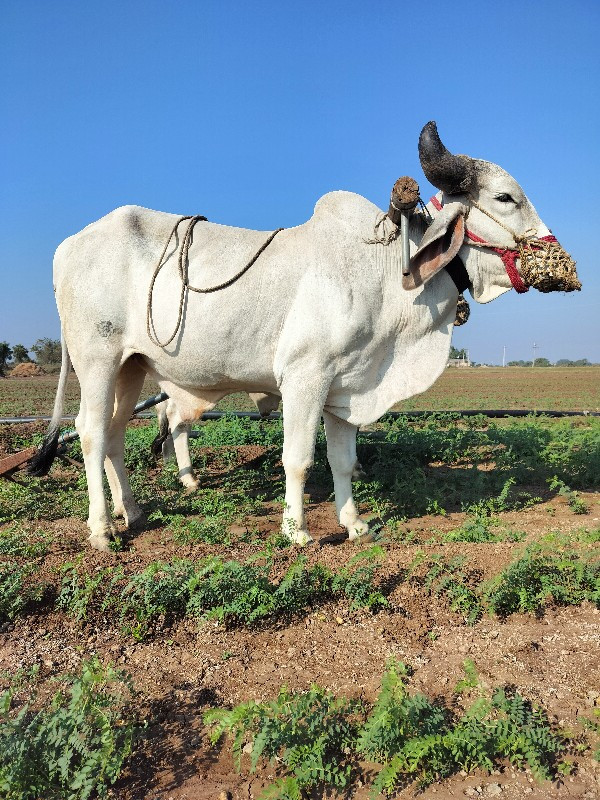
left=27, top=426, right=60, bottom=477
left=150, top=415, right=170, bottom=458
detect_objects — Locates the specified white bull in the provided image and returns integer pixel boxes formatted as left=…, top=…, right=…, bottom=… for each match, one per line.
left=30, top=122, right=579, bottom=551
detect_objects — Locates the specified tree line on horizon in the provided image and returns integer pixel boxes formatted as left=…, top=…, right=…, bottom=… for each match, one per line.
left=0, top=339, right=597, bottom=377
left=447, top=346, right=596, bottom=368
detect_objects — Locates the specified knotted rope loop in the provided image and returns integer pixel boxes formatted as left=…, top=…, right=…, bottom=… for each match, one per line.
left=364, top=213, right=400, bottom=245
left=147, top=215, right=206, bottom=348
left=147, top=215, right=284, bottom=349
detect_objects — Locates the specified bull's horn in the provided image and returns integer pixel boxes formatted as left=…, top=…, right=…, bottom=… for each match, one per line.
left=418, top=121, right=475, bottom=195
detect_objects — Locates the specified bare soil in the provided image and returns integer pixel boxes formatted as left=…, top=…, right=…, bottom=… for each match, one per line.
left=1, top=431, right=600, bottom=798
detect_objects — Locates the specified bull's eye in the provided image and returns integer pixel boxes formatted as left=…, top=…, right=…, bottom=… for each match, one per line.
left=495, top=193, right=515, bottom=203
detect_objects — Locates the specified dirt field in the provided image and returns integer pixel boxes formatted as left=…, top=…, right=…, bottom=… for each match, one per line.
left=1, top=388, right=599, bottom=798
left=1, top=366, right=599, bottom=418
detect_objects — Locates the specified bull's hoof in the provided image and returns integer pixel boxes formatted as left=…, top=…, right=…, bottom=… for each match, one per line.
left=182, top=477, right=199, bottom=493
left=282, top=520, right=314, bottom=546
left=88, top=533, right=112, bottom=552
left=126, top=510, right=146, bottom=530
left=347, top=518, right=370, bottom=541
left=291, top=529, right=314, bottom=546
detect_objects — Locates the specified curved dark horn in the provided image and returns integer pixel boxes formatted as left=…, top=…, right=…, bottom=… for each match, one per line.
left=418, top=121, right=475, bottom=195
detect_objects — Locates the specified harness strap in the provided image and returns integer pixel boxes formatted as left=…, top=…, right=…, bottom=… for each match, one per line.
left=428, top=195, right=471, bottom=294
left=444, top=255, right=472, bottom=294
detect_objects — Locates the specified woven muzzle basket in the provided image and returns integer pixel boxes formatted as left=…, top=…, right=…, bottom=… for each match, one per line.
left=519, top=239, right=581, bottom=293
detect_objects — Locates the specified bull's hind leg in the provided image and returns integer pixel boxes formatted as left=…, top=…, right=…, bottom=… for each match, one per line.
left=103, top=358, right=146, bottom=527
left=75, top=358, right=121, bottom=551
left=158, top=388, right=228, bottom=490
left=323, top=410, right=369, bottom=540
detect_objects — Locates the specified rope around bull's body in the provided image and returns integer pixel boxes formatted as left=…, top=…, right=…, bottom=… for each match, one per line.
left=146, top=215, right=284, bottom=348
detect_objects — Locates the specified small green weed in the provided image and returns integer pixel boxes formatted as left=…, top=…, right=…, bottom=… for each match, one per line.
left=0, top=657, right=138, bottom=800
left=205, top=685, right=363, bottom=795
left=0, top=524, right=51, bottom=558
left=411, top=553, right=483, bottom=624
left=549, top=476, right=589, bottom=514
left=580, top=709, right=600, bottom=761
left=0, top=561, right=47, bottom=621
left=55, top=551, right=387, bottom=638
left=166, top=514, right=231, bottom=545
left=57, top=564, right=123, bottom=622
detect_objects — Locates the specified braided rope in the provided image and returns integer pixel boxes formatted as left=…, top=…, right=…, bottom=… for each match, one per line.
left=147, top=216, right=284, bottom=349
left=364, top=212, right=400, bottom=245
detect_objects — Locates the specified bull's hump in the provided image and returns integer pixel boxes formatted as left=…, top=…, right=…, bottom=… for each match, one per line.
left=312, top=191, right=378, bottom=222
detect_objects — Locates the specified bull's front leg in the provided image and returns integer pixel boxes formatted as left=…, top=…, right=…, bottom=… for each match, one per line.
left=323, top=410, right=369, bottom=540
left=280, top=383, right=327, bottom=545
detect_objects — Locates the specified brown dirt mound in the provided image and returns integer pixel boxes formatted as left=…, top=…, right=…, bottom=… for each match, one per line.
left=9, top=362, right=45, bottom=377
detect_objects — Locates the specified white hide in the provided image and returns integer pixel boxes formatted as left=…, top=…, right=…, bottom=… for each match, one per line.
left=44, top=158, right=553, bottom=550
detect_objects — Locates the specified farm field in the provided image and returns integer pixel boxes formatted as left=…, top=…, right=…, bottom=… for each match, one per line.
left=0, top=411, right=599, bottom=799
left=0, top=366, right=599, bottom=418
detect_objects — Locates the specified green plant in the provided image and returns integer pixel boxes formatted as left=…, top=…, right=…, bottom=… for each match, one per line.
left=484, top=545, right=600, bottom=616
left=168, top=514, right=231, bottom=545
left=331, top=545, right=388, bottom=611
left=443, top=514, right=524, bottom=544
left=57, top=564, right=123, bottom=622
left=0, top=561, right=46, bottom=621
left=119, top=559, right=197, bottom=639
left=205, top=685, right=364, bottom=795
left=207, top=659, right=568, bottom=797
left=548, top=476, right=589, bottom=514
left=414, top=554, right=483, bottom=624
left=580, top=709, right=600, bottom=761
left=0, top=524, right=51, bottom=558
left=0, top=657, right=137, bottom=800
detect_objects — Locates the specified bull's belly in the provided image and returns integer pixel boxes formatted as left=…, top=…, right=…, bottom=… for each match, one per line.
left=139, top=350, right=280, bottom=397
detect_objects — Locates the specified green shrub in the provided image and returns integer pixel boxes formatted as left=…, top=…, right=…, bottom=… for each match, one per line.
left=415, top=554, right=483, bottom=624
left=0, top=561, right=46, bottom=621
left=206, top=658, right=568, bottom=797
left=55, top=551, right=387, bottom=637
left=205, top=685, right=364, bottom=794
left=484, top=545, right=600, bottom=616
left=0, top=658, right=137, bottom=800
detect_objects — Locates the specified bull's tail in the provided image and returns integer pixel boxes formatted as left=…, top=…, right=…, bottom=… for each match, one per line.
left=28, top=332, right=72, bottom=476
left=150, top=401, right=170, bottom=457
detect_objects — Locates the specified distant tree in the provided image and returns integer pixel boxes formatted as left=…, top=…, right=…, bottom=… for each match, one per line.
left=449, top=346, right=468, bottom=360
left=534, top=357, right=552, bottom=367
left=31, top=337, right=61, bottom=366
left=573, top=358, right=591, bottom=366
left=12, top=344, right=32, bottom=364
left=0, top=342, right=13, bottom=377
left=507, top=360, right=528, bottom=367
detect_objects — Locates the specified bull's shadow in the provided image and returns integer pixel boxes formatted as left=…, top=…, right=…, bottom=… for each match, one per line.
left=309, top=417, right=600, bottom=521
left=114, top=685, right=223, bottom=798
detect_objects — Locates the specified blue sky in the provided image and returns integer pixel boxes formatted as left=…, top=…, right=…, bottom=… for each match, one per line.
left=1, top=0, right=599, bottom=365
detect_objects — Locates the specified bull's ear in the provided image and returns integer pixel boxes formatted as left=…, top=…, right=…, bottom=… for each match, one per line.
left=402, top=202, right=466, bottom=290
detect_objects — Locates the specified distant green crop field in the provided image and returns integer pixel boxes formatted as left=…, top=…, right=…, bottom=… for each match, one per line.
left=0, top=366, right=598, bottom=418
